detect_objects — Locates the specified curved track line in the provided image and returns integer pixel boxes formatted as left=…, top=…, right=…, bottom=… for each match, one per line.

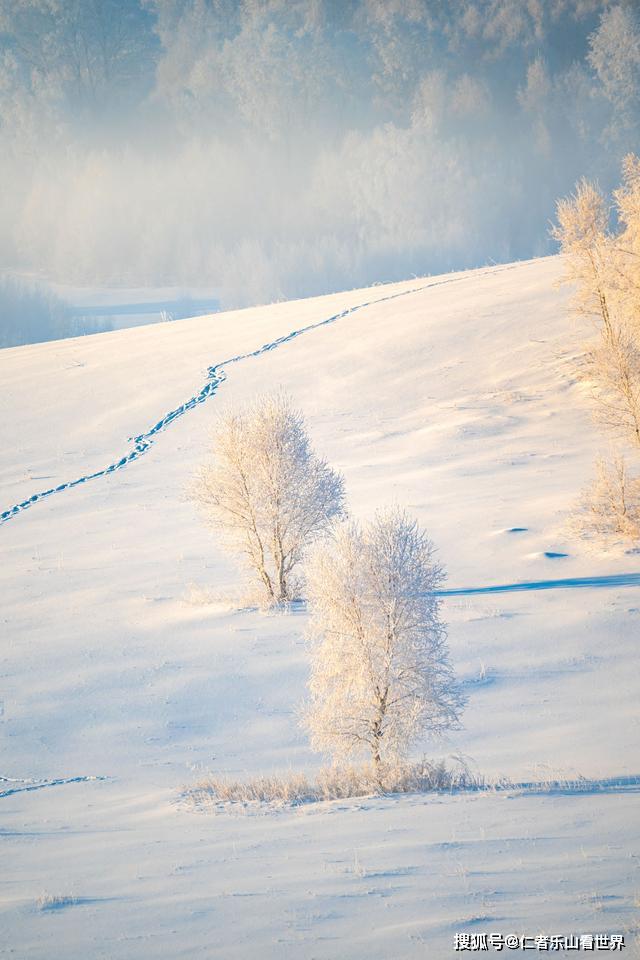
left=1, top=264, right=522, bottom=527
left=0, top=775, right=109, bottom=799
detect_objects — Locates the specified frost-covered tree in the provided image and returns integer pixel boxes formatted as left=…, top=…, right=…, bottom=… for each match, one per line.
left=554, top=159, right=640, bottom=452
left=588, top=5, right=640, bottom=138
left=190, top=391, right=345, bottom=604
left=589, top=325, right=640, bottom=448
left=555, top=156, right=640, bottom=543
left=303, top=509, right=464, bottom=772
left=0, top=0, right=155, bottom=119
left=552, top=177, right=615, bottom=341
left=572, top=454, right=640, bottom=543
left=612, top=153, right=640, bottom=330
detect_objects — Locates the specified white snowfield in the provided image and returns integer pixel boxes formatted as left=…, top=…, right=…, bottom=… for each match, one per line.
left=1, top=257, right=638, bottom=959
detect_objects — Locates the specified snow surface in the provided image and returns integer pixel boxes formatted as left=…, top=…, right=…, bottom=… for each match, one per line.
left=1, top=257, right=638, bottom=958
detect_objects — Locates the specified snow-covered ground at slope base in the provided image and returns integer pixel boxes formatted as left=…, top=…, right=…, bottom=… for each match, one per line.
left=0, top=257, right=638, bottom=958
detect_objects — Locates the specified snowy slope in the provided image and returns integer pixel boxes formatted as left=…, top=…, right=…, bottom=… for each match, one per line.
left=1, top=257, right=639, bottom=959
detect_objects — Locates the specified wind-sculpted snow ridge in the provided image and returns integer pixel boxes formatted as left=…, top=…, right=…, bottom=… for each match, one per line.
left=437, top=572, right=640, bottom=596
left=0, top=775, right=109, bottom=799
left=1, top=264, right=524, bottom=527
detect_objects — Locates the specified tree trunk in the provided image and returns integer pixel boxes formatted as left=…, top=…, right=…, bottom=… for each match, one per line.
left=258, top=565, right=275, bottom=601
left=371, top=743, right=383, bottom=790
left=370, top=695, right=387, bottom=790
left=272, top=527, right=289, bottom=602
left=277, top=557, right=288, bottom=602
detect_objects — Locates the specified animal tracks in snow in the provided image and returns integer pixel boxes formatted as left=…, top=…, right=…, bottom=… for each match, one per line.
left=0, top=775, right=109, bottom=800
left=1, top=264, right=527, bottom=526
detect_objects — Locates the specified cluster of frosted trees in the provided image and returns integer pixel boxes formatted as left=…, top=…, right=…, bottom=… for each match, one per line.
left=3, top=2, right=639, bottom=308
left=554, top=154, right=640, bottom=543
left=190, top=392, right=463, bottom=776
left=0, top=277, right=114, bottom=347
left=0, top=278, right=70, bottom=348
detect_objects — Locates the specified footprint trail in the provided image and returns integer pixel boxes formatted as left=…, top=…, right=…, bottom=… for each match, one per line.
left=1, top=265, right=521, bottom=526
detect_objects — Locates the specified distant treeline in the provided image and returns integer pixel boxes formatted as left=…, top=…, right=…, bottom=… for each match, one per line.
left=0, top=278, right=112, bottom=348
left=0, top=2, right=638, bottom=307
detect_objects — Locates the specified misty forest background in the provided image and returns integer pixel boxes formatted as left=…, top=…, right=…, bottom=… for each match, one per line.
left=0, top=0, right=639, bottom=345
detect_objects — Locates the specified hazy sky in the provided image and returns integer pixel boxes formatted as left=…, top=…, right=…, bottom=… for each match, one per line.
left=0, top=0, right=638, bottom=307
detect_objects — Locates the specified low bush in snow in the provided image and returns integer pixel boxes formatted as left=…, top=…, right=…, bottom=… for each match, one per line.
left=186, top=757, right=482, bottom=810
left=35, top=893, right=79, bottom=911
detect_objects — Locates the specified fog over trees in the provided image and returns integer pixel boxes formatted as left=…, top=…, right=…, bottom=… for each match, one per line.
left=1, top=1, right=638, bottom=311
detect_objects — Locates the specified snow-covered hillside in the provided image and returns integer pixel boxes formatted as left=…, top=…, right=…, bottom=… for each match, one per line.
left=1, top=258, right=638, bottom=958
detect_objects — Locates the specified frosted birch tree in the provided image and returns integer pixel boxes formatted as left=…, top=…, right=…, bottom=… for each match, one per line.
left=613, top=154, right=640, bottom=334
left=553, top=161, right=640, bottom=451
left=303, top=509, right=463, bottom=772
left=552, top=177, right=615, bottom=342
left=190, top=391, right=345, bottom=604
left=589, top=326, right=640, bottom=448
left=554, top=156, right=640, bottom=541
left=572, top=455, right=640, bottom=542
